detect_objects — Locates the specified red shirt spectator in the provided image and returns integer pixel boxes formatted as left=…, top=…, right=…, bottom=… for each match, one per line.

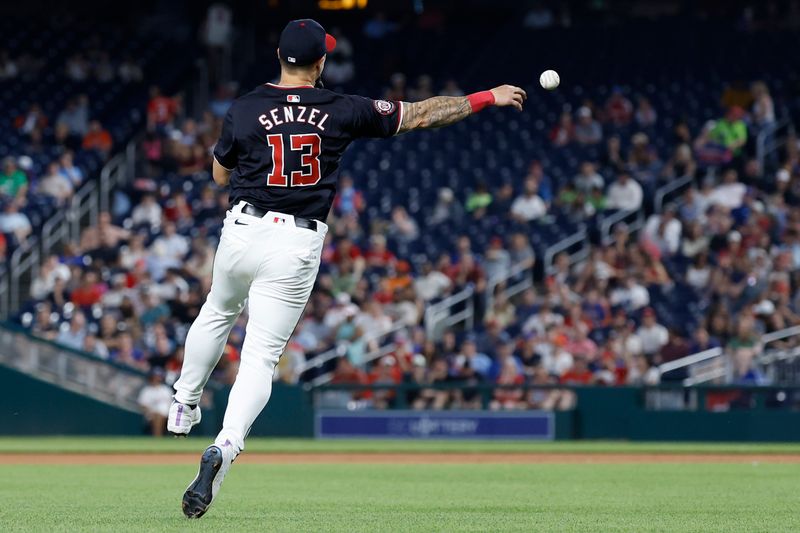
left=82, top=121, right=113, bottom=153
left=71, top=272, right=106, bottom=307
left=147, top=87, right=178, bottom=127
left=560, top=359, right=594, bottom=385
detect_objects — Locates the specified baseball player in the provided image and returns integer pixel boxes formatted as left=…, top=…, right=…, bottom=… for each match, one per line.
left=168, top=18, right=526, bottom=518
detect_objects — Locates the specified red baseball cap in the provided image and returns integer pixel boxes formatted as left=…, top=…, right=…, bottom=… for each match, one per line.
left=278, top=19, right=336, bottom=66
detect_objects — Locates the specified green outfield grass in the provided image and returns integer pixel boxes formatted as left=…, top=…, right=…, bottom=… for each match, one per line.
left=1, top=436, right=800, bottom=454
left=1, top=462, right=799, bottom=532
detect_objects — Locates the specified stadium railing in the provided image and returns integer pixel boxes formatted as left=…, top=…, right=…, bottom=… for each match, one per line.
left=0, top=323, right=146, bottom=413
left=756, top=118, right=794, bottom=173
left=658, top=324, right=800, bottom=385
left=311, top=381, right=800, bottom=412
left=0, top=140, right=137, bottom=315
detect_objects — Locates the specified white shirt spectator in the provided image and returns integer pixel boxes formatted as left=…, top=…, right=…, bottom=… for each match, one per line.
left=606, top=176, right=643, bottom=211
left=510, top=193, right=547, bottom=221
left=643, top=214, right=682, bottom=255
left=137, top=382, right=173, bottom=417
left=131, top=197, right=163, bottom=229
left=610, top=280, right=650, bottom=310
left=637, top=321, right=669, bottom=356
left=414, top=269, right=452, bottom=301
left=708, top=182, right=746, bottom=209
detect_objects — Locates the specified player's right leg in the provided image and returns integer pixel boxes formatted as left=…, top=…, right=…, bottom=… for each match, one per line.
left=182, top=215, right=326, bottom=518
left=169, top=214, right=254, bottom=435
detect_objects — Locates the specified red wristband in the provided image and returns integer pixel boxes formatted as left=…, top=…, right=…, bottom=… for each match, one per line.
left=467, top=91, right=495, bottom=113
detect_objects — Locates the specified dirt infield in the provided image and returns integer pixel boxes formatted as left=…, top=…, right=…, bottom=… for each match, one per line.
left=3, top=452, right=800, bottom=465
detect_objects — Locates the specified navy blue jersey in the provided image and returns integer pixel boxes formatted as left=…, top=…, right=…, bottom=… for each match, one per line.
left=213, top=83, right=403, bottom=221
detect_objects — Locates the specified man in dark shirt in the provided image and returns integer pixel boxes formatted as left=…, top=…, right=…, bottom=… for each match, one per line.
left=170, top=18, right=526, bottom=519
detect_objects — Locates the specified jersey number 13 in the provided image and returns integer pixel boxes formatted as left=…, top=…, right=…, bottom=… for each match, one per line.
left=266, top=133, right=322, bottom=187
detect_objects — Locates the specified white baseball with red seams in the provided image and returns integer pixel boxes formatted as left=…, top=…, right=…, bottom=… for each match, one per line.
left=539, top=69, right=560, bottom=90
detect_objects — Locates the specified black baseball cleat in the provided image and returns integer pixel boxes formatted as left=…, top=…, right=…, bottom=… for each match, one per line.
left=182, top=442, right=238, bottom=518
left=182, top=446, right=223, bottom=518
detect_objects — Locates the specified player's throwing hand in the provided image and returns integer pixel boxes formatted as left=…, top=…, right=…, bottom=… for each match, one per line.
left=490, top=85, right=528, bottom=111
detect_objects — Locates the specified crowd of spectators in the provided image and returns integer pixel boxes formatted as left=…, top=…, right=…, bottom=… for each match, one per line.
left=17, top=59, right=800, bottom=410
left=1, top=40, right=147, bottom=259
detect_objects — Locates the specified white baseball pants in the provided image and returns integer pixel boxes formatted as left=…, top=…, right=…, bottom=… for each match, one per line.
left=173, top=201, right=326, bottom=452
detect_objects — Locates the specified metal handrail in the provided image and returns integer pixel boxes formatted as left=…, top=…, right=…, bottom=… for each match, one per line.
left=660, top=324, right=800, bottom=384
left=654, top=175, right=693, bottom=213
left=658, top=347, right=723, bottom=375
left=423, top=284, right=475, bottom=339
left=755, top=119, right=791, bottom=171
left=485, top=260, right=535, bottom=314
left=543, top=229, right=587, bottom=276
left=297, top=322, right=408, bottom=375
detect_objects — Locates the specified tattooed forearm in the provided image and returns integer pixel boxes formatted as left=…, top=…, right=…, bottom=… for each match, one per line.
left=398, top=96, right=472, bottom=133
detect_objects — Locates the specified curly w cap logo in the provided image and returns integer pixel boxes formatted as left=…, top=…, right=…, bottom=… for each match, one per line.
left=373, top=100, right=396, bottom=115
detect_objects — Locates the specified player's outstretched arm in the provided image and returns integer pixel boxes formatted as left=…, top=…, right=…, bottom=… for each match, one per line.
left=397, top=84, right=526, bottom=133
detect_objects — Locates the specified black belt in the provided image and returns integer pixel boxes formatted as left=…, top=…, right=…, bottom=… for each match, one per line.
left=241, top=203, right=318, bottom=232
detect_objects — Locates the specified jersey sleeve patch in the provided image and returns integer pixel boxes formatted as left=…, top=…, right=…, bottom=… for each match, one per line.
left=373, top=100, right=396, bottom=115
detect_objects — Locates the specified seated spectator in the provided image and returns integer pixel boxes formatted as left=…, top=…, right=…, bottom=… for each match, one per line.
left=38, top=162, right=74, bottom=205
left=642, top=207, right=682, bottom=256
left=604, top=88, right=633, bottom=126
left=490, top=357, right=526, bottom=410
left=627, top=133, right=661, bottom=184
left=510, top=178, right=547, bottom=222
left=131, top=193, right=163, bottom=230
left=637, top=308, right=669, bottom=357
left=452, top=337, right=492, bottom=378
left=83, top=332, right=110, bottom=359
left=750, top=81, right=775, bottom=128
left=694, top=106, right=748, bottom=165
left=484, top=237, right=511, bottom=281
left=574, top=162, right=604, bottom=194
left=574, top=106, right=603, bottom=145
left=384, top=73, right=406, bottom=101
left=333, top=173, right=365, bottom=217
left=0, top=50, right=18, bottom=79
left=14, top=103, right=47, bottom=135
left=465, top=181, right=492, bottom=218
left=439, top=79, right=464, bottom=97
left=626, top=354, right=660, bottom=385
left=56, top=311, right=88, bottom=351
left=58, top=151, right=84, bottom=188
left=606, top=173, right=643, bottom=211
left=408, top=75, right=434, bottom=101
left=150, top=222, right=189, bottom=262
left=549, top=111, right=575, bottom=147
left=414, top=261, right=452, bottom=301
left=71, top=270, right=106, bottom=308
left=686, top=252, right=712, bottom=289
left=508, top=232, right=535, bottom=270
left=634, top=96, right=658, bottom=128
left=728, top=315, right=763, bottom=379
left=389, top=206, right=419, bottom=242
left=56, top=95, right=90, bottom=136
left=365, top=234, right=396, bottom=269
left=137, top=368, right=173, bottom=437
left=82, top=120, right=114, bottom=156
left=610, top=275, right=650, bottom=311
left=30, top=255, right=71, bottom=300
left=707, top=168, right=746, bottom=209
left=0, top=157, right=29, bottom=201
left=662, top=143, right=697, bottom=181
left=0, top=200, right=32, bottom=242
left=429, top=187, right=463, bottom=225
left=147, top=86, right=179, bottom=131
left=65, top=53, right=89, bottom=81
left=118, top=56, right=144, bottom=83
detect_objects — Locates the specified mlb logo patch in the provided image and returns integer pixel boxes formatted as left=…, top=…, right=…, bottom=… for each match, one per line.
left=287, top=95, right=300, bottom=103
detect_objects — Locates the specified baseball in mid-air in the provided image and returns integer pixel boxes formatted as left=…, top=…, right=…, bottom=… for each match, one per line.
left=539, top=69, right=560, bottom=90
